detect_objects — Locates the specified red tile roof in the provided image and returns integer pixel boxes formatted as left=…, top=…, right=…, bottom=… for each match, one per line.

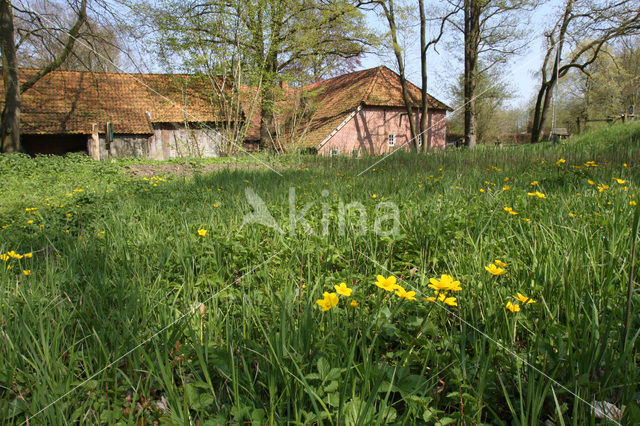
left=288, top=66, right=451, bottom=148
left=0, top=69, right=221, bottom=135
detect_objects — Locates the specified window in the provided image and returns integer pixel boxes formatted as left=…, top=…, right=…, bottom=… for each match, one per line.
left=330, top=148, right=340, bottom=156
left=388, top=134, right=396, bottom=147
left=417, top=135, right=423, bottom=147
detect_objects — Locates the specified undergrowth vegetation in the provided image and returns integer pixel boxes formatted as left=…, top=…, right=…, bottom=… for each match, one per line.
left=1, top=122, right=639, bottom=424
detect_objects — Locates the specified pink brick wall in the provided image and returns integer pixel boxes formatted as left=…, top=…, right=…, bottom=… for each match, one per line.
left=318, top=106, right=447, bottom=156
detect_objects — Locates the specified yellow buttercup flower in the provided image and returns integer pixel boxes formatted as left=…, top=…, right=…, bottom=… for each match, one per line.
left=503, top=185, right=511, bottom=191
left=588, top=180, right=595, bottom=185
left=494, top=259, right=508, bottom=268
left=23, top=270, right=31, bottom=276
left=513, top=292, right=536, bottom=304
left=349, top=300, right=358, bottom=308
left=556, top=158, right=566, bottom=165
left=504, top=206, right=518, bottom=215
left=506, top=301, right=520, bottom=312
left=316, top=292, right=339, bottom=312
left=197, top=229, right=207, bottom=237
left=569, top=213, right=577, bottom=218
left=527, top=191, right=546, bottom=199
left=371, top=194, right=377, bottom=199
left=427, top=292, right=457, bottom=306
left=334, top=282, right=352, bottom=297
left=7, top=251, right=22, bottom=259
left=395, top=286, right=416, bottom=301
left=613, top=178, right=626, bottom=184
left=597, top=184, right=609, bottom=192
left=428, top=274, right=462, bottom=292
left=485, top=264, right=506, bottom=276
left=0, top=254, right=8, bottom=261
left=631, top=201, right=637, bottom=206
left=375, top=275, right=399, bottom=292
left=24, top=253, right=32, bottom=258
left=530, top=181, right=539, bottom=186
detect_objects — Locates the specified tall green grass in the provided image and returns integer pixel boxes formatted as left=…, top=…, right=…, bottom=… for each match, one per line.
left=1, top=122, right=639, bottom=424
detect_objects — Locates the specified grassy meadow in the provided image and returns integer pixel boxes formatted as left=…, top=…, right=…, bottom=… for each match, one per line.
left=1, top=122, right=639, bottom=424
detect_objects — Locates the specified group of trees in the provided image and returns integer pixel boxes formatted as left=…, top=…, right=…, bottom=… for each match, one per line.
left=2, top=0, right=640, bottom=153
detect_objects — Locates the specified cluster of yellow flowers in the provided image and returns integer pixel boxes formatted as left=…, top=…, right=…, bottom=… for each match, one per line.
left=426, top=274, right=461, bottom=306
left=0, top=250, right=33, bottom=274
left=316, top=282, right=356, bottom=311
left=375, top=275, right=416, bottom=300
left=485, top=259, right=508, bottom=276
left=527, top=191, right=547, bottom=199
left=506, top=293, right=536, bottom=312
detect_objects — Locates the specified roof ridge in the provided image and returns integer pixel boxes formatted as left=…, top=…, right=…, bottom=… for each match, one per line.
left=362, top=66, right=383, bottom=104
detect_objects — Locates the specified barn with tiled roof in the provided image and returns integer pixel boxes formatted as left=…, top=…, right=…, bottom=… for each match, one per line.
left=2, top=66, right=450, bottom=158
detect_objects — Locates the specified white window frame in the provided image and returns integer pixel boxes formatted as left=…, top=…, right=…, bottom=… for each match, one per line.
left=330, top=147, right=340, bottom=156
left=388, top=133, right=396, bottom=147
left=417, top=134, right=423, bottom=147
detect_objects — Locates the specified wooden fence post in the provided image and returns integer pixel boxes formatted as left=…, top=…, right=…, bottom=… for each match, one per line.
left=91, top=123, right=100, bottom=160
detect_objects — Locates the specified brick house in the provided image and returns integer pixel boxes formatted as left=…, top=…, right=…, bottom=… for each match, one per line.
left=1, top=66, right=449, bottom=158
left=288, top=66, right=451, bottom=155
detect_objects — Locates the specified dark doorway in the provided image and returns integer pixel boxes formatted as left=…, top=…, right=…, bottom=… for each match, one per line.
left=21, top=134, right=88, bottom=156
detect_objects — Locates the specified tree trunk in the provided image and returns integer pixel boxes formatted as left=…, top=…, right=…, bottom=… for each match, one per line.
left=464, top=0, right=479, bottom=148
left=259, top=52, right=278, bottom=150
left=0, top=0, right=22, bottom=153
left=382, top=0, right=418, bottom=151
left=419, top=0, right=428, bottom=152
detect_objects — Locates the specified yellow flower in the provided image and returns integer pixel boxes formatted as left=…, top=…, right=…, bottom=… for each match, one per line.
left=506, top=301, right=520, bottom=312
left=485, top=264, right=506, bottom=276
left=197, top=229, right=207, bottom=237
left=395, top=286, right=416, bottom=301
left=494, top=259, right=508, bottom=268
left=7, top=251, right=22, bottom=259
left=527, top=191, right=546, bottom=199
left=597, top=184, right=609, bottom=192
left=213, top=203, right=219, bottom=208
left=503, top=185, right=511, bottom=191
left=556, top=158, right=566, bottom=165
left=428, top=274, right=462, bottom=292
left=27, top=220, right=34, bottom=224
left=588, top=180, right=595, bottom=185
left=569, top=213, right=577, bottom=218
left=631, top=201, right=637, bottom=206
left=522, top=218, right=532, bottom=222
left=375, top=275, right=399, bottom=292
left=23, top=270, right=31, bottom=276
left=334, top=282, right=352, bottom=296
left=613, top=178, right=626, bottom=184
left=504, top=177, right=509, bottom=181
left=503, top=206, right=518, bottom=215
left=513, top=292, right=536, bottom=304
left=349, top=300, right=358, bottom=308
left=372, top=194, right=377, bottom=199
left=439, top=293, right=457, bottom=306
left=479, top=188, right=485, bottom=193
left=24, top=253, right=32, bottom=258
left=530, top=181, right=539, bottom=186
left=0, top=254, right=8, bottom=261
left=427, top=292, right=457, bottom=306
left=65, top=214, right=72, bottom=218
left=316, top=292, right=339, bottom=312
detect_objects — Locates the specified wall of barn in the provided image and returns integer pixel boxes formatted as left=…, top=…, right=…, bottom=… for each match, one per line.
left=87, top=123, right=222, bottom=160
left=317, top=107, right=447, bottom=156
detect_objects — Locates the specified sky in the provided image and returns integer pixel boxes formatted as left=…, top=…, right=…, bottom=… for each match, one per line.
left=358, top=0, right=560, bottom=111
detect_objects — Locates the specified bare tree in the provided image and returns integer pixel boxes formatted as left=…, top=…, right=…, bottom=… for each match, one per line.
left=0, top=0, right=87, bottom=153
left=376, top=0, right=419, bottom=151
left=530, top=0, right=640, bottom=143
